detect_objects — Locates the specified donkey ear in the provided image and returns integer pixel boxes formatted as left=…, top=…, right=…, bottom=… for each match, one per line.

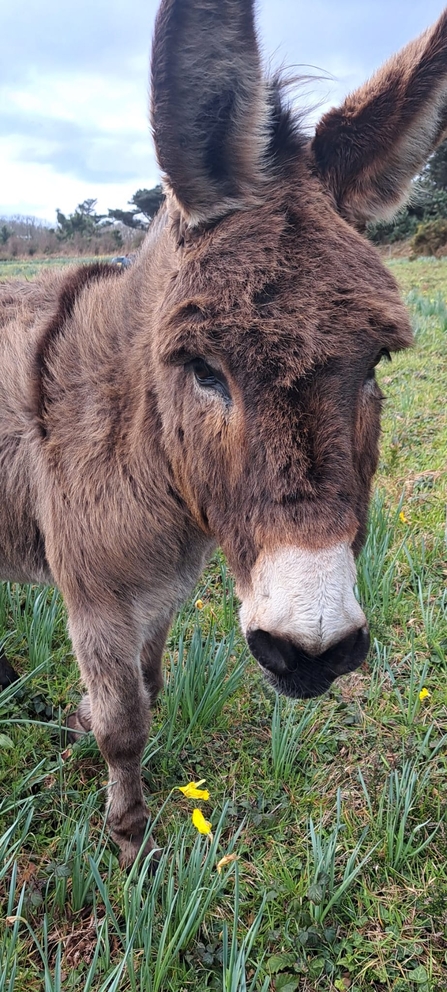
left=312, top=11, right=447, bottom=229
left=150, top=0, right=267, bottom=224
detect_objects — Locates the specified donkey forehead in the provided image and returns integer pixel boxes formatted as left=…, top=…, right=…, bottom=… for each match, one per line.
left=159, top=198, right=413, bottom=369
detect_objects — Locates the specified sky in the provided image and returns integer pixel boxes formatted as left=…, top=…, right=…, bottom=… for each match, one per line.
left=1, top=0, right=446, bottom=224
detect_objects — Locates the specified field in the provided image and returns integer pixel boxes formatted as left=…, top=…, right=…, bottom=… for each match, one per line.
left=0, top=258, right=111, bottom=282
left=0, top=257, right=446, bottom=991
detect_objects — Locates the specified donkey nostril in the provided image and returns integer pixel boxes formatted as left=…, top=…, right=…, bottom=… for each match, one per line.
left=247, top=624, right=370, bottom=680
left=327, top=624, right=370, bottom=669
left=246, top=628, right=295, bottom=674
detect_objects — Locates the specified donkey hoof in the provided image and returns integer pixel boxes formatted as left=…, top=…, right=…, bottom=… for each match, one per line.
left=65, top=695, right=93, bottom=743
left=0, top=650, right=19, bottom=690
left=65, top=712, right=90, bottom=744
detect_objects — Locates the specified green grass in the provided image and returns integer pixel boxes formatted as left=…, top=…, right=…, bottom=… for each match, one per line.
left=0, top=258, right=446, bottom=990
left=0, top=258, right=111, bottom=281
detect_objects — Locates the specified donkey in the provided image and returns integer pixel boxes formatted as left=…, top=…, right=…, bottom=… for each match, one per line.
left=1, top=0, right=445, bottom=866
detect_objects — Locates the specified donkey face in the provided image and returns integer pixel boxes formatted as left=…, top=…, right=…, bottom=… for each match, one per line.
left=150, top=0, right=443, bottom=698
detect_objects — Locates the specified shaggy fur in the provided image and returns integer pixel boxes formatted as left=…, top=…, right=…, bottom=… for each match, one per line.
left=1, top=0, right=446, bottom=864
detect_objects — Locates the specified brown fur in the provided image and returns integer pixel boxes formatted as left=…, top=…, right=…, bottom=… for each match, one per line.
left=1, top=0, right=446, bottom=864
left=31, top=263, right=123, bottom=439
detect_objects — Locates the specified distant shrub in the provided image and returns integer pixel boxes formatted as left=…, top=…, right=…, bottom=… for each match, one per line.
left=0, top=224, right=11, bottom=245
left=367, top=209, right=419, bottom=245
left=367, top=182, right=447, bottom=246
left=0, top=210, right=143, bottom=260
left=410, top=219, right=447, bottom=257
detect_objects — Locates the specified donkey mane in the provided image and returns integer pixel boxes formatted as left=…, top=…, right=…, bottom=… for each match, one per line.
left=31, top=263, right=123, bottom=440
left=265, top=76, right=309, bottom=165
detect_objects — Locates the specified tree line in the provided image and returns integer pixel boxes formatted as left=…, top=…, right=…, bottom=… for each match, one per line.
left=3, top=142, right=447, bottom=259
left=0, top=186, right=165, bottom=259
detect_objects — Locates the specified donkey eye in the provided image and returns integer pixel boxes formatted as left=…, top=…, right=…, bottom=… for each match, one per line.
left=189, top=358, right=231, bottom=401
left=191, top=358, right=217, bottom=384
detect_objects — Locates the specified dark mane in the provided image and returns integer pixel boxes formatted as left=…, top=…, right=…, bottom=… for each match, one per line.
left=31, top=262, right=122, bottom=439
left=265, top=76, right=311, bottom=165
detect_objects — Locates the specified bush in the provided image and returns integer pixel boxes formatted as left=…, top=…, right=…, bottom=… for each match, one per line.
left=410, top=218, right=447, bottom=257
left=367, top=209, right=419, bottom=245
left=366, top=182, right=447, bottom=246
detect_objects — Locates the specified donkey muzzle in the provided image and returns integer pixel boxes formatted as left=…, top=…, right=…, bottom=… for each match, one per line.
left=247, top=624, right=370, bottom=698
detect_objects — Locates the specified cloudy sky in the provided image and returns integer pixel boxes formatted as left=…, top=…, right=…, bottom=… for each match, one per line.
left=1, top=0, right=446, bottom=223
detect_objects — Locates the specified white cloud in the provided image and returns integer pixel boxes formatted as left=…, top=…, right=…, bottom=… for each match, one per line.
left=6, top=70, right=148, bottom=134
left=1, top=0, right=447, bottom=220
left=0, top=135, right=158, bottom=222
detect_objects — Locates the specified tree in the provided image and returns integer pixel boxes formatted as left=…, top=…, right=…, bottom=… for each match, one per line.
left=367, top=158, right=447, bottom=246
left=79, top=198, right=99, bottom=217
left=107, top=186, right=165, bottom=231
left=107, top=208, right=146, bottom=230
left=129, top=186, right=165, bottom=223
left=0, top=224, right=11, bottom=245
left=56, top=199, right=107, bottom=240
left=421, top=139, right=447, bottom=191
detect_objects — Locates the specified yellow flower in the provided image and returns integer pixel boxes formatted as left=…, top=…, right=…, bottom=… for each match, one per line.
left=195, top=599, right=204, bottom=609
left=177, top=779, right=210, bottom=801
left=216, top=853, right=238, bottom=874
left=399, top=511, right=409, bottom=524
left=192, top=808, right=212, bottom=834
left=419, top=687, right=430, bottom=701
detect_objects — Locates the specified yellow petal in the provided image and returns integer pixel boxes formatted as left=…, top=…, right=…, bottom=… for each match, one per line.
left=399, top=511, right=409, bottom=524
left=177, top=780, right=210, bottom=800
left=216, top=853, right=238, bottom=874
left=419, top=687, right=430, bottom=701
left=192, top=808, right=212, bottom=834
left=195, top=600, right=204, bottom=609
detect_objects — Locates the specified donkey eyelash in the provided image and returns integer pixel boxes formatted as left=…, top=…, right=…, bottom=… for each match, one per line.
left=189, top=358, right=231, bottom=402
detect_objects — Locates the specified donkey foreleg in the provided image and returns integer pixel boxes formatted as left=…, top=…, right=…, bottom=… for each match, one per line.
left=66, top=619, right=168, bottom=737
left=67, top=610, right=158, bottom=867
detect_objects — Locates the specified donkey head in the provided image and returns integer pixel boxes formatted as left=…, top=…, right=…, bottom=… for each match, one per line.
left=149, top=0, right=444, bottom=698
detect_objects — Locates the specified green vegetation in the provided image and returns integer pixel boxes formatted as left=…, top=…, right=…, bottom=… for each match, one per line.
left=388, top=258, right=447, bottom=296
left=0, top=258, right=111, bottom=281
left=367, top=139, right=447, bottom=256
left=0, top=259, right=446, bottom=990
left=410, top=220, right=447, bottom=259
left=0, top=187, right=164, bottom=261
